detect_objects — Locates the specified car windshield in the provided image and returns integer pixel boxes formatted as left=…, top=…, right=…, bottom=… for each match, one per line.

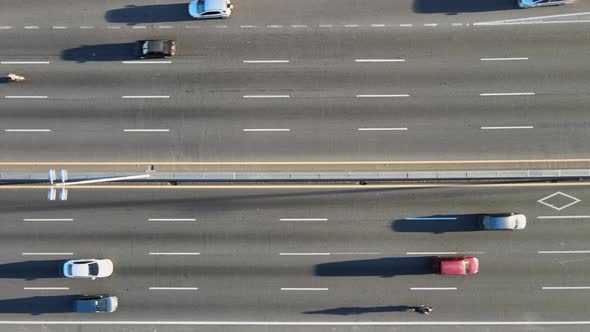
left=95, top=299, right=106, bottom=312
left=88, top=263, right=99, bottom=276
left=197, top=0, right=205, bottom=13
left=464, top=259, right=470, bottom=272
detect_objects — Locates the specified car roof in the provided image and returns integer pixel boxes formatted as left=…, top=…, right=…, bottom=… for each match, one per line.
left=204, top=0, right=227, bottom=11
left=440, top=259, right=466, bottom=274
left=142, top=40, right=174, bottom=54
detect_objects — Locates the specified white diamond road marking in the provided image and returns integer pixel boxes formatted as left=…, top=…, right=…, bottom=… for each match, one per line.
left=537, top=192, right=581, bottom=211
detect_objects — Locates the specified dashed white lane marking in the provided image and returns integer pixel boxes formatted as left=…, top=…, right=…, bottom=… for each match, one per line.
left=122, top=95, right=170, bottom=99
left=542, top=286, right=590, bottom=290
left=424, top=23, right=438, bottom=27
left=267, top=25, right=283, bottom=28
left=1, top=61, right=50, bottom=64
left=291, top=25, right=307, bottom=28
left=3, top=320, right=590, bottom=325
left=149, top=287, right=199, bottom=290
left=411, top=287, right=457, bottom=290
left=480, top=57, right=529, bottom=61
left=149, top=252, right=201, bottom=256
left=215, top=25, right=227, bottom=29
left=537, top=216, right=590, bottom=219
left=355, top=59, right=405, bottom=63
left=452, top=23, right=464, bottom=26
left=371, top=24, right=386, bottom=27
left=279, top=218, right=328, bottom=221
left=344, top=24, right=359, bottom=28
left=407, top=251, right=485, bottom=255
left=5, top=96, right=48, bottom=99
left=475, top=12, right=590, bottom=26
left=481, top=126, right=534, bottom=130
left=52, top=26, right=67, bottom=29
left=243, top=60, right=290, bottom=64
left=333, top=252, right=382, bottom=255
left=480, top=92, right=535, bottom=96
left=5, top=129, right=52, bottom=132
left=24, top=26, right=39, bottom=29
left=159, top=25, right=174, bottom=29
left=281, top=288, right=328, bottom=291
left=148, top=218, right=196, bottom=222
left=123, top=129, right=171, bottom=132
left=319, top=24, right=333, bottom=28
left=22, top=252, right=73, bottom=256
left=480, top=20, right=590, bottom=26
left=24, top=287, right=69, bottom=290
left=358, top=128, right=408, bottom=131
left=405, top=217, right=457, bottom=220
left=280, top=253, right=330, bottom=256
left=243, top=128, right=291, bottom=132
left=184, top=25, right=200, bottom=29
left=122, top=61, right=172, bottom=64
left=0, top=26, right=12, bottom=29
left=132, top=26, right=147, bottom=29
left=240, top=25, right=256, bottom=28
left=400, top=24, right=413, bottom=27
left=80, top=26, right=94, bottom=29
left=538, top=251, right=590, bottom=254
left=23, top=218, right=73, bottom=221
left=356, top=94, right=410, bottom=98
left=243, top=95, right=290, bottom=98
left=107, top=26, right=121, bottom=29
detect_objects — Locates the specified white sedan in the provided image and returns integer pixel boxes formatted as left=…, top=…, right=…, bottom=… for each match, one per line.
left=189, top=0, right=233, bottom=19
left=518, top=0, right=574, bottom=8
left=62, top=259, right=113, bottom=279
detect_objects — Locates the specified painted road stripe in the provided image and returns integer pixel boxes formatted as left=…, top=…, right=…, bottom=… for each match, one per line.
left=3, top=320, right=590, bottom=325
left=357, top=128, right=408, bottom=131
left=22, top=252, right=73, bottom=256
left=5, top=96, right=48, bottom=99
left=243, top=95, right=290, bottom=98
left=24, top=287, right=69, bottom=290
left=24, top=26, right=39, bottom=29
left=1, top=61, right=50, bottom=64
left=356, top=94, right=409, bottom=98
left=5, top=129, right=52, bottom=132
left=122, top=61, right=172, bottom=64
left=371, top=24, right=386, bottom=27
left=23, top=218, right=73, bottom=221
left=243, top=129, right=290, bottom=132
left=537, top=216, right=590, bottom=219
left=480, top=57, right=528, bottom=61
left=538, top=251, right=590, bottom=254
left=424, top=23, right=438, bottom=27
left=411, top=287, right=457, bottom=290
left=52, top=26, right=67, bottom=29
left=149, top=287, right=198, bottom=290
left=279, top=218, right=328, bottom=221
left=480, top=92, right=535, bottom=96
left=355, top=59, right=405, bottom=63
left=280, top=253, right=330, bottom=256
left=333, top=252, right=381, bottom=255
left=243, top=60, right=289, bottom=64
left=149, top=252, right=200, bottom=256
left=481, top=126, right=534, bottom=130
left=148, top=218, right=196, bottom=222
left=122, top=96, right=170, bottom=99
left=123, top=129, right=170, bottom=132
left=407, top=251, right=485, bottom=255
left=405, top=217, right=457, bottom=220
left=542, top=286, right=590, bottom=290
left=281, top=288, right=328, bottom=291
left=400, top=24, right=413, bottom=27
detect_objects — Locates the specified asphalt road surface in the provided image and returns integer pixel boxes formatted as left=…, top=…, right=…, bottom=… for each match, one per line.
left=0, top=1, right=590, bottom=162
left=0, top=184, right=589, bottom=326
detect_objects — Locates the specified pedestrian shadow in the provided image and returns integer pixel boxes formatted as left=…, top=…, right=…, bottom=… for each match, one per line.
left=414, top=0, right=519, bottom=14
left=314, top=257, right=432, bottom=278
left=0, top=260, right=66, bottom=280
left=61, top=43, right=137, bottom=63
left=105, top=3, right=191, bottom=24
left=392, top=214, right=481, bottom=234
left=0, top=295, right=78, bottom=315
left=304, top=305, right=412, bottom=315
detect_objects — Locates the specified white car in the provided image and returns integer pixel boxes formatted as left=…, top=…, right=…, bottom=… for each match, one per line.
left=189, top=0, right=233, bottom=19
left=479, top=213, right=527, bottom=230
left=518, top=0, right=574, bottom=8
left=62, top=259, right=113, bottom=279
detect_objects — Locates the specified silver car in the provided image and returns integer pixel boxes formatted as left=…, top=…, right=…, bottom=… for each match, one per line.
left=479, top=213, right=527, bottom=230
left=74, top=295, right=118, bottom=313
left=518, top=0, right=574, bottom=8
left=189, top=0, right=233, bottom=19
left=62, top=259, right=113, bottom=279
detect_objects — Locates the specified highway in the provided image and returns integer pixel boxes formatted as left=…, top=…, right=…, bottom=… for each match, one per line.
left=0, top=184, right=589, bottom=325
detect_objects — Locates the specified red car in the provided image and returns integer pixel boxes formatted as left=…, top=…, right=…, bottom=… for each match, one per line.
left=433, top=256, right=479, bottom=275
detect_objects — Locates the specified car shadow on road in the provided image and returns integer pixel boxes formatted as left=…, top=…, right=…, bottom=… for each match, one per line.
left=61, top=43, right=137, bottom=62
left=0, top=295, right=78, bottom=315
left=392, top=214, right=481, bottom=233
left=314, top=257, right=432, bottom=278
left=304, top=305, right=413, bottom=315
left=105, top=3, right=191, bottom=24
left=0, top=260, right=65, bottom=280
left=414, top=0, right=519, bottom=14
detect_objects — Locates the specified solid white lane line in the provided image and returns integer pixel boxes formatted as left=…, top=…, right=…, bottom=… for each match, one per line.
left=355, top=59, right=405, bottom=63
left=481, top=126, right=534, bottom=130
left=480, top=92, right=535, bottom=96
left=4, top=96, right=48, bottom=99
left=411, top=287, right=457, bottom=290
left=243, top=95, right=290, bottom=98
left=122, top=96, right=170, bottom=99
left=5, top=129, right=51, bottom=132
left=543, top=286, right=590, bottom=290
left=149, top=252, right=200, bottom=256
left=149, top=287, right=198, bottom=290
left=148, top=218, right=196, bottom=222
left=123, top=129, right=170, bottom=132
left=333, top=252, right=381, bottom=255
left=24, top=287, right=69, bottom=290
left=407, top=251, right=485, bottom=255
left=279, top=218, right=328, bottom=221
left=357, top=128, right=408, bottom=131
left=4, top=320, right=590, bottom=325
left=1, top=61, right=50, bottom=64
left=480, top=57, right=528, bottom=61
left=22, top=252, right=73, bottom=256
left=356, top=94, right=409, bottom=98
left=280, top=253, right=330, bottom=256
left=281, top=288, right=328, bottom=291
left=23, top=218, right=73, bottom=222
left=122, top=61, right=172, bottom=64
left=243, top=60, right=289, bottom=64
left=405, top=217, right=457, bottom=220
left=243, top=129, right=290, bottom=132
left=537, top=216, right=590, bottom=219
left=538, top=251, right=590, bottom=254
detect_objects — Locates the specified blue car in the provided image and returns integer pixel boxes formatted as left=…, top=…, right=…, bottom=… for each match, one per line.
left=518, top=0, right=574, bottom=8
